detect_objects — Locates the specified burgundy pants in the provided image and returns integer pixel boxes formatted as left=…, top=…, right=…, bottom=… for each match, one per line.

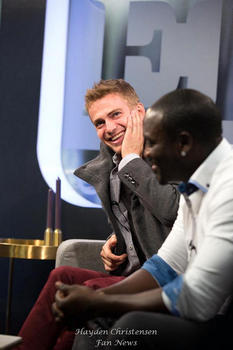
left=17, top=266, right=124, bottom=350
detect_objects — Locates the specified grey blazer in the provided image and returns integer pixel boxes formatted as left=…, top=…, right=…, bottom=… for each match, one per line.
left=74, top=142, right=180, bottom=275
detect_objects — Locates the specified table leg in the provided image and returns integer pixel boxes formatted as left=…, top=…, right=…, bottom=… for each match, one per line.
left=5, top=257, right=14, bottom=334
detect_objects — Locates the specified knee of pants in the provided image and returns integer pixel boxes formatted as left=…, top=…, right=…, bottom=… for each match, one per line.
left=48, top=266, right=75, bottom=284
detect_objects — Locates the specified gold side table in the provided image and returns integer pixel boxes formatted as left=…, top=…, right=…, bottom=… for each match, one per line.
left=0, top=238, right=58, bottom=335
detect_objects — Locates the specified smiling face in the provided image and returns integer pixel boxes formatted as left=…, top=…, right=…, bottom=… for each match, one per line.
left=143, top=89, right=222, bottom=184
left=88, top=93, right=136, bottom=154
left=143, top=110, right=181, bottom=184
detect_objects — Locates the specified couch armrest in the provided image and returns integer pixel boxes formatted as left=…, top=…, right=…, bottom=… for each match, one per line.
left=55, top=239, right=106, bottom=272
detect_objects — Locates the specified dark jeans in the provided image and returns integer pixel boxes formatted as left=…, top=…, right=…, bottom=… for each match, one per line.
left=72, top=311, right=231, bottom=350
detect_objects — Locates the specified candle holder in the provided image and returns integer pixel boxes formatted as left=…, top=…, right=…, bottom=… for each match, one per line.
left=53, top=228, right=62, bottom=246
left=43, top=180, right=62, bottom=247
left=44, top=227, right=54, bottom=246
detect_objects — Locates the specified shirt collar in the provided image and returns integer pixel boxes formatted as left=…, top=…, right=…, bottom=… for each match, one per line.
left=178, top=182, right=199, bottom=196
left=112, top=153, right=121, bottom=166
left=189, top=138, right=232, bottom=193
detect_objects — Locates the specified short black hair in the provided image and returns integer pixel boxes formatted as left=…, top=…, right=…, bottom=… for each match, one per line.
left=150, top=89, right=222, bottom=145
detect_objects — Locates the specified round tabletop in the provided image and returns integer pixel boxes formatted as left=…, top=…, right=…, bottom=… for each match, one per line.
left=0, top=238, right=58, bottom=260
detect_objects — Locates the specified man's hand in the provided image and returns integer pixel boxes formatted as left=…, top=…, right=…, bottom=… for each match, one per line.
left=121, top=108, right=145, bottom=159
left=52, top=282, right=100, bottom=327
left=100, top=234, right=127, bottom=272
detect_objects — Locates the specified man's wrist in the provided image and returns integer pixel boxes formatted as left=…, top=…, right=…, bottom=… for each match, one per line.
left=88, top=290, right=108, bottom=318
left=118, top=154, right=140, bottom=171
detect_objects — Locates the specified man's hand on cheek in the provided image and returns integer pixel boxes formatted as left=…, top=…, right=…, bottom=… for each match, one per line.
left=121, top=110, right=144, bottom=158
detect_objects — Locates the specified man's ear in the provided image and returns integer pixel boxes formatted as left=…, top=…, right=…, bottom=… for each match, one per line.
left=177, top=131, right=193, bottom=156
left=137, top=102, right=145, bottom=117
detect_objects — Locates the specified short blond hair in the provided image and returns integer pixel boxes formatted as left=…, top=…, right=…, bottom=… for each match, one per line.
left=85, top=79, right=140, bottom=113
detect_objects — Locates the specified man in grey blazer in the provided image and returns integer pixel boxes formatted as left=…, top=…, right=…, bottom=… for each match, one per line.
left=17, top=79, right=179, bottom=350
left=75, top=79, right=179, bottom=276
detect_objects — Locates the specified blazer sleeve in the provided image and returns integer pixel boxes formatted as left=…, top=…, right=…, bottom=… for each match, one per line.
left=118, top=157, right=180, bottom=227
